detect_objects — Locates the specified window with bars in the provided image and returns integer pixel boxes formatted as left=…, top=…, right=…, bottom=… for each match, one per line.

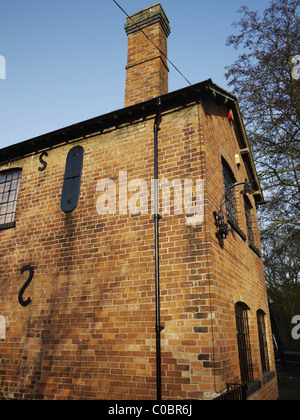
left=222, top=160, right=238, bottom=225
left=235, top=302, right=254, bottom=384
left=257, top=310, right=270, bottom=374
left=0, top=169, right=22, bottom=228
left=244, top=196, right=255, bottom=245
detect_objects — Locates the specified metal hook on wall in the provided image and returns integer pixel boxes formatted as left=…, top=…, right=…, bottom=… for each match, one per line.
left=38, top=151, right=48, bottom=172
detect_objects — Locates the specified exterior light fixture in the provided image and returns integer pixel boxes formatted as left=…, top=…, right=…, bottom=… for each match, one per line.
left=213, top=179, right=255, bottom=239
left=235, top=154, right=241, bottom=169
left=239, top=180, right=255, bottom=196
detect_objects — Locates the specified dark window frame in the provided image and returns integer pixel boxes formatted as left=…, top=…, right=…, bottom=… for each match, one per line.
left=222, top=160, right=238, bottom=226
left=257, top=310, right=270, bottom=374
left=221, top=159, right=247, bottom=241
left=244, top=196, right=255, bottom=245
left=0, top=168, right=22, bottom=230
left=235, top=302, right=254, bottom=384
left=244, top=195, right=262, bottom=257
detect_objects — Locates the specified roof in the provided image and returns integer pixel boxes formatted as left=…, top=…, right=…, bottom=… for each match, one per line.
left=0, top=79, right=263, bottom=203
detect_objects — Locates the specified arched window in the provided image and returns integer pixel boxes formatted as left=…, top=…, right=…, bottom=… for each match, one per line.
left=235, top=302, right=254, bottom=383
left=257, top=310, right=270, bottom=373
left=0, top=316, right=6, bottom=340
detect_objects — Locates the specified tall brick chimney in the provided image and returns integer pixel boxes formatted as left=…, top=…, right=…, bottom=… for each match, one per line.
left=124, top=3, right=171, bottom=107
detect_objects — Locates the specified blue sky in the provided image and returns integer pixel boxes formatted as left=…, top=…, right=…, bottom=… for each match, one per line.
left=0, top=0, right=270, bottom=149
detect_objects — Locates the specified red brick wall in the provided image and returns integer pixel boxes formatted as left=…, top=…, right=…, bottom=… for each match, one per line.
left=0, top=101, right=278, bottom=400
left=201, top=100, right=278, bottom=399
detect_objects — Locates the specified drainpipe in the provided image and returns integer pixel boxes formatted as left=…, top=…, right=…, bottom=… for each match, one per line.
left=154, top=97, right=164, bottom=401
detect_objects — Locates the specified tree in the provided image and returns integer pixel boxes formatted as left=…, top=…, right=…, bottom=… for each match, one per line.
left=225, top=0, right=300, bottom=235
left=264, top=229, right=300, bottom=349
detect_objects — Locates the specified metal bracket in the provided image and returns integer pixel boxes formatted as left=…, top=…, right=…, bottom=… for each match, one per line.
left=38, top=151, right=48, bottom=172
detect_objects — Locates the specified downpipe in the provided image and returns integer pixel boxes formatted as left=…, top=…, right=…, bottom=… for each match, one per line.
left=154, top=97, right=164, bottom=401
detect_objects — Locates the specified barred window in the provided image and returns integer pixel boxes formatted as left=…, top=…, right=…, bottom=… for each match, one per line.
left=0, top=169, right=22, bottom=228
left=244, top=196, right=255, bottom=245
left=222, top=160, right=238, bottom=225
left=257, top=310, right=270, bottom=374
left=235, top=302, right=254, bottom=384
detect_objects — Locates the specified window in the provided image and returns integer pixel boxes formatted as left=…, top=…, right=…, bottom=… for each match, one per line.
left=257, top=310, right=270, bottom=374
left=60, top=146, right=84, bottom=213
left=222, top=160, right=238, bottom=225
left=235, top=302, right=254, bottom=384
left=244, top=196, right=261, bottom=257
left=0, top=169, right=22, bottom=229
left=244, top=196, right=254, bottom=245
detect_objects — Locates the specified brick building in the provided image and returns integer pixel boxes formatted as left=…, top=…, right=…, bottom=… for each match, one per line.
left=0, top=4, right=278, bottom=400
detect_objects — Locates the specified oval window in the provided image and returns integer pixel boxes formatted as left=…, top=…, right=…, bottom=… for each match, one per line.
left=60, top=146, right=84, bottom=213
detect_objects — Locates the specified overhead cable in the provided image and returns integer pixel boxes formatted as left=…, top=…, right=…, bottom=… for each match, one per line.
left=112, top=0, right=192, bottom=86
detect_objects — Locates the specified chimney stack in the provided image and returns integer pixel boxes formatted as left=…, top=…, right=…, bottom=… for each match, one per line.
left=124, top=3, right=171, bottom=107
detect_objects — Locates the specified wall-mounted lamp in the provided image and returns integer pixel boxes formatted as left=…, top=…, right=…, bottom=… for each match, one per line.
left=239, top=180, right=255, bottom=196
left=235, top=154, right=241, bottom=169
left=213, top=179, right=255, bottom=239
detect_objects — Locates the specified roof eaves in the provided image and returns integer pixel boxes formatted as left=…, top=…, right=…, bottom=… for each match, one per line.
left=206, top=83, right=263, bottom=203
left=0, top=79, right=263, bottom=203
left=0, top=79, right=213, bottom=165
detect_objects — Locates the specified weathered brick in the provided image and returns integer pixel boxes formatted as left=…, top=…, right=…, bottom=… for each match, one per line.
left=0, top=4, right=278, bottom=401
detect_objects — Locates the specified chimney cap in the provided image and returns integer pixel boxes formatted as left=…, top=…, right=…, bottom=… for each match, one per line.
left=124, top=3, right=171, bottom=38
